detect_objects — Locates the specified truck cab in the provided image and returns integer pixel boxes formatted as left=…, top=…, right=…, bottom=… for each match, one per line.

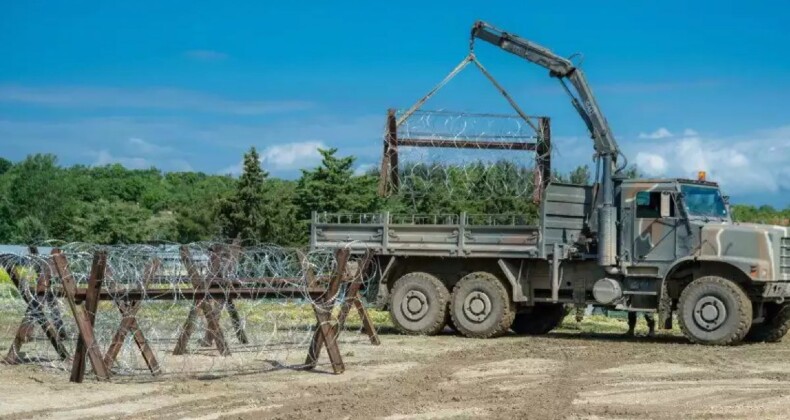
left=610, top=177, right=790, bottom=344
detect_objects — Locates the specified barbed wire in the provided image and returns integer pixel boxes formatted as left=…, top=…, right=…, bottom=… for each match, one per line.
left=0, top=241, right=379, bottom=379
left=383, top=109, right=549, bottom=204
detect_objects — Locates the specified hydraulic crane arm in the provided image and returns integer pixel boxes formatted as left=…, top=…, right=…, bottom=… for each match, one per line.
left=471, top=21, right=620, bottom=162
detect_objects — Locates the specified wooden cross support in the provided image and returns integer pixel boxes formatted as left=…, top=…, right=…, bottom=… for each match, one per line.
left=103, top=259, right=161, bottom=375
left=52, top=251, right=111, bottom=383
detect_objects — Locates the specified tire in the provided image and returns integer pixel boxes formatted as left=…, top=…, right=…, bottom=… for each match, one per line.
left=389, top=272, right=449, bottom=335
left=511, top=303, right=566, bottom=335
left=450, top=272, right=515, bottom=338
left=678, top=276, right=752, bottom=345
left=745, top=303, right=790, bottom=343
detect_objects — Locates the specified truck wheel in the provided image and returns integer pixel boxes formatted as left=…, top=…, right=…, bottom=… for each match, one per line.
left=678, top=276, right=752, bottom=345
left=389, top=272, right=449, bottom=335
left=511, top=303, right=566, bottom=335
left=450, top=272, right=514, bottom=338
left=745, top=303, right=790, bottom=343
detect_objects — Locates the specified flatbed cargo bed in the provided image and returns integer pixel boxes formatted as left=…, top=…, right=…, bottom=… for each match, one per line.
left=310, top=212, right=540, bottom=259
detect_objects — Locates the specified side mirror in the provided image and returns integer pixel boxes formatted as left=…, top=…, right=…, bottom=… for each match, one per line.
left=660, top=192, right=672, bottom=218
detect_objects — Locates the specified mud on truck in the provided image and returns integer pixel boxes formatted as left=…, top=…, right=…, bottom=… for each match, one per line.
left=310, top=21, right=790, bottom=345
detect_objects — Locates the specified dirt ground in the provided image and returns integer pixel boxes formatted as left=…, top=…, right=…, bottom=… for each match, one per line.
left=4, top=321, right=790, bottom=420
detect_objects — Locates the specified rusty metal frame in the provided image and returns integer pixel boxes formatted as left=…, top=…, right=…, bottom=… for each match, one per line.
left=379, top=110, right=552, bottom=199
left=377, top=54, right=552, bottom=198
left=52, top=250, right=111, bottom=382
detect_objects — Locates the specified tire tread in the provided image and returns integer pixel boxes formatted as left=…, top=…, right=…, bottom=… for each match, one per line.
left=389, top=272, right=449, bottom=336
left=450, top=272, right=514, bottom=339
left=678, top=275, right=752, bottom=345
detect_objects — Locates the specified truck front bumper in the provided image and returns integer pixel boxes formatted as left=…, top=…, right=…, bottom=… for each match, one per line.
left=763, top=282, right=790, bottom=299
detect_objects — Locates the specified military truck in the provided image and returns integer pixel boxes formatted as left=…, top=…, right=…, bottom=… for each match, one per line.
left=310, top=22, right=790, bottom=345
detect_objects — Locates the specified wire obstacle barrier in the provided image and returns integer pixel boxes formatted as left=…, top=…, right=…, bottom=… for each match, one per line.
left=378, top=53, right=553, bottom=206
left=0, top=243, right=380, bottom=382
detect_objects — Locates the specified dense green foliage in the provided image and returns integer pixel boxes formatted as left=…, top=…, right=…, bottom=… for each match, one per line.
left=0, top=152, right=785, bottom=245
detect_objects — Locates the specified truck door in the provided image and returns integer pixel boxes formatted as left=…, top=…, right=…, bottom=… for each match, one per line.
left=632, top=190, right=678, bottom=263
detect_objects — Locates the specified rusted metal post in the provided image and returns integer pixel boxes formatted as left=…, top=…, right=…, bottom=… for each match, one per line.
left=199, top=246, right=225, bottom=347
left=378, top=109, right=399, bottom=197
left=173, top=246, right=229, bottom=356
left=396, top=138, right=537, bottom=150
left=305, top=248, right=349, bottom=373
left=533, top=117, right=551, bottom=203
left=335, top=252, right=380, bottom=345
left=104, top=259, right=161, bottom=374
left=53, top=251, right=110, bottom=382
left=223, top=239, right=248, bottom=344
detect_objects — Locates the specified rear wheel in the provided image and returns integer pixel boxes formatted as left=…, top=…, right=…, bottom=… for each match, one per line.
left=511, top=303, right=566, bottom=335
left=745, top=303, right=790, bottom=343
left=678, top=276, right=752, bottom=345
left=450, top=272, right=514, bottom=338
left=389, top=272, right=449, bottom=335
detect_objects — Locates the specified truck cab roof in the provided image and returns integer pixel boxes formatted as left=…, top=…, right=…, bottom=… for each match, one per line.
left=621, top=177, right=720, bottom=188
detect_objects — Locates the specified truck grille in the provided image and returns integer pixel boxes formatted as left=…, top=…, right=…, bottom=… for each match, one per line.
left=782, top=237, right=790, bottom=276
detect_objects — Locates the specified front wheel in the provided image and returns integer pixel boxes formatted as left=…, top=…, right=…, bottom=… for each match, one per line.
left=678, top=276, right=752, bottom=345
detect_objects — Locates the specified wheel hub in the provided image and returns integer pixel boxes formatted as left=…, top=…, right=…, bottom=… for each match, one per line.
left=402, top=290, right=429, bottom=321
left=693, top=296, right=728, bottom=331
left=463, top=291, right=492, bottom=322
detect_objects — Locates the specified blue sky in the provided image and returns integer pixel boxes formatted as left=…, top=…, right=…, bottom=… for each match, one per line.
left=0, top=0, right=787, bottom=207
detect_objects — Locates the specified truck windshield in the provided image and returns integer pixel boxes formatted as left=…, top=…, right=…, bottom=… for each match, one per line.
left=680, top=184, right=728, bottom=219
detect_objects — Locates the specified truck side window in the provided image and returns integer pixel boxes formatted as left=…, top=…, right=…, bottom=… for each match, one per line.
left=635, top=191, right=675, bottom=218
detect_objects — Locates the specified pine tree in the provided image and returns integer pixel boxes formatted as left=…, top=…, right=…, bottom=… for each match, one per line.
left=218, top=147, right=271, bottom=243
left=295, top=148, right=381, bottom=220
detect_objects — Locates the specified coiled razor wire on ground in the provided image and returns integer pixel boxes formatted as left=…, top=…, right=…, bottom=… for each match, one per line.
left=0, top=242, right=380, bottom=380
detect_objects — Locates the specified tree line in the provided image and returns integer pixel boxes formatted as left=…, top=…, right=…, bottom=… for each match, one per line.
left=0, top=149, right=785, bottom=246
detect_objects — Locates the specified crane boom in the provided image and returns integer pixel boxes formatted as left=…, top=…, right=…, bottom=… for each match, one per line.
left=471, top=21, right=620, bottom=162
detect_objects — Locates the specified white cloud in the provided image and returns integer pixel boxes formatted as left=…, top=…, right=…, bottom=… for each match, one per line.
left=261, top=141, right=325, bottom=170
left=127, top=137, right=172, bottom=155
left=682, top=128, right=699, bottom=137
left=183, top=49, right=228, bottom=61
left=638, top=127, right=673, bottom=139
left=0, top=85, right=313, bottom=115
left=634, top=152, right=668, bottom=176
left=354, top=163, right=377, bottom=176
left=220, top=141, right=326, bottom=175
left=625, top=126, right=790, bottom=196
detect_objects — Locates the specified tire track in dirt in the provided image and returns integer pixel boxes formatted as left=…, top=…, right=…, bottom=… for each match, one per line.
left=240, top=337, right=623, bottom=419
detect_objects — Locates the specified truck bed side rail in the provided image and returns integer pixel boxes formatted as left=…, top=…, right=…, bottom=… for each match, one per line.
left=311, top=212, right=540, bottom=258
